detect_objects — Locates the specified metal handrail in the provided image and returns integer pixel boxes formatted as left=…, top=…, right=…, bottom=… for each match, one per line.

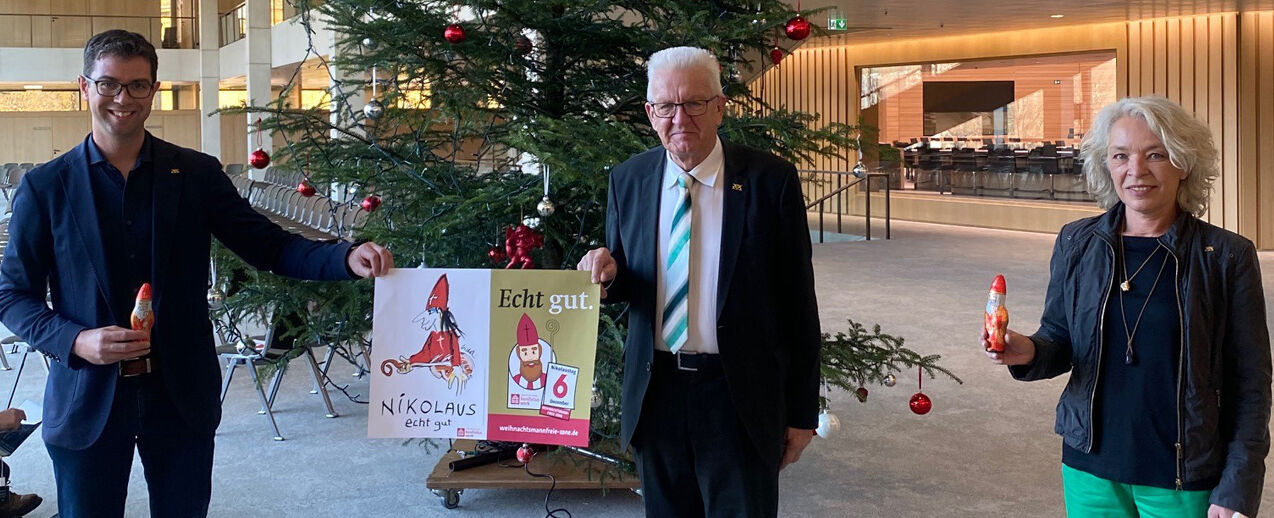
left=802, top=170, right=891, bottom=243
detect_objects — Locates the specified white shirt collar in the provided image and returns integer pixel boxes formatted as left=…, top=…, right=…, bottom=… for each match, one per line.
left=664, top=137, right=723, bottom=189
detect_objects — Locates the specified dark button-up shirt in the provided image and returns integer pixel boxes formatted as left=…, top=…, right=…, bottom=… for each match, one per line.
left=85, top=134, right=154, bottom=334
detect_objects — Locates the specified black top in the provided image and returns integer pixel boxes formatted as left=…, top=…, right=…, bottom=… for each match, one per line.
left=1062, top=235, right=1209, bottom=489
left=85, top=135, right=154, bottom=334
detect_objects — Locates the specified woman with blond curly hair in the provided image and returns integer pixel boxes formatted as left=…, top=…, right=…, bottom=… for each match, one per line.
left=982, top=96, right=1270, bottom=517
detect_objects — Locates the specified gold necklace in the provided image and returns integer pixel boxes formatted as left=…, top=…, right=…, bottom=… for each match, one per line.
left=1118, top=238, right=1169, bottom=365
left=1119, top=235, right=1161, bottom=292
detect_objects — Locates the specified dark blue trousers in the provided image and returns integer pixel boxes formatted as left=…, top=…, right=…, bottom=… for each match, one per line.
left=632, top=353, right=779, bottom=518
left=45, top=374, right=214, bottom=518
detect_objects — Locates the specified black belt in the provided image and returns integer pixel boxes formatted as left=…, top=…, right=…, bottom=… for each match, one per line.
left=119, top=356, right=158, bottom=377
left=654, top=350, right=722, bottom=373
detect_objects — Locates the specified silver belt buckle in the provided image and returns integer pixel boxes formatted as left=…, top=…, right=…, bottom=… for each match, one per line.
left=674, top=351, right=698, bottom=372
left=119, top=357, right=151, bottom=377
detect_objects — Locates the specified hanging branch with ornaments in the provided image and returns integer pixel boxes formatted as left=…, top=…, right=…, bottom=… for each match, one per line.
left=810, top=319, right=962, bottom=438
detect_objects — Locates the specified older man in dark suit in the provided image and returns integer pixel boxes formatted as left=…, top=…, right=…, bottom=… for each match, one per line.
left=0, top=30, right=393, bottom=517
left=578, top=46, right=821, bottom=518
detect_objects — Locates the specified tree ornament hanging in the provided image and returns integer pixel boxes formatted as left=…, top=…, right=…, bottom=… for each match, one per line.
left=514, top=34, right=533, bottom=56
left=883, top=373, right=897, bottom=387
left=815, top=410, right=840, bottom=438
left=909, top=366, right=932, bottom=415
left=591, top=383, right=602, bottom=409
left=536, top=163, right=555, bottom=218
left=249, top=118, right=269, bottom=168
left=363, top=99, right=385, bottom=120
left=537, top=196, right=556, bottom=218
left=769, top=47, right=784, bottom=65
left=487, top=245, right=507, bottom=264
left=361, top=195, right=382, bottom=212
left=444, top=23, right=466, bottom=44
left=297, top=180, right=317, bottom=197
left=361, top=36, right=376, bottom=49
left=206, top=288, right=225, bottom=310
left=249, top=148, right=270, bottom=169
left=785, top=16, right=811, bottom=40
left=854, top=386, right=869, bottom=402
left=504, top=224, right=544, bottom=269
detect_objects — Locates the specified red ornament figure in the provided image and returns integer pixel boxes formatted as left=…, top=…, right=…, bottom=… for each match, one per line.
left=769, top=47, right=784, bottom=65
left=984, top=274, right=1009, bottom=353
left=361, top=195, right=381, bottom=212
left=297, top=180, right=316, bottom=197
left=444, top=23, right=466, bottom=44
left=380, top=275, right=473, bottom=388
left=516, top=443, right=535, bottom=464
left=249, top=148, right=270, bottom=169
left=854, top=386, right=869, bottom=402
left=785, top=16, right=812, bottom=40
left=503, top=224, right=543, bottom=269
left=131, top=283, right=154, bottom=334
left=909, top=392, right=932, bottom=415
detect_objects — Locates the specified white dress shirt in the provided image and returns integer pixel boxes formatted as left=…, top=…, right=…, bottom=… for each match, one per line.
left=654, top=137, right=723, bottom=354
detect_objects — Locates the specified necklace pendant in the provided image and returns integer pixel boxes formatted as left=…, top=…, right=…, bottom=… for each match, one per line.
left=1125, top=350, right=1136, bottom=365
left=1120, top=280, right=1131, bottom=292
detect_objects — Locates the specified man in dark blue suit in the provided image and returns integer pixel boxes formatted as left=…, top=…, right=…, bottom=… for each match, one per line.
left=577, top=47, right=821, bottom=517
left=0, top=30, right=394, bottom=517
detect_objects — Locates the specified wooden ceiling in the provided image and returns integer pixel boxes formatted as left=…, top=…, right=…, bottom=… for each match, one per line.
left=798, top=0, right=1274, bottom=46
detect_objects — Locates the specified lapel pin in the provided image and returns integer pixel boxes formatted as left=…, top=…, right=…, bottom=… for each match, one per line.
left=731, top=183, right=743, bottom=191
left=1204, top=246, right=1214, bottom=252
left=170, top=168, right=180, bottom=174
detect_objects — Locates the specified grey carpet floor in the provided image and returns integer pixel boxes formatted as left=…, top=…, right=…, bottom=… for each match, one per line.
left=2, top=218, right=1272, bottom=517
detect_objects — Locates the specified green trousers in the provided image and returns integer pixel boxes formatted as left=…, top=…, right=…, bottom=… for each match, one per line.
left=1062, top=464, right=1211, bottom=517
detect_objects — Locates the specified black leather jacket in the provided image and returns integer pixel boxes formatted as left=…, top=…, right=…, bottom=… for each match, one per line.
left=1010, top=204, right=1271, bottom=516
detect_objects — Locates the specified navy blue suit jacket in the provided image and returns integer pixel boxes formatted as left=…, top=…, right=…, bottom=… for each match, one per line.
left=0, top=135, right=355, bottom=449
left=604, top=142, right=821, bottom=468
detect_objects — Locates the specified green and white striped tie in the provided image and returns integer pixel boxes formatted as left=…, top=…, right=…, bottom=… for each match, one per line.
left=662, top=172, right=693, bottom=354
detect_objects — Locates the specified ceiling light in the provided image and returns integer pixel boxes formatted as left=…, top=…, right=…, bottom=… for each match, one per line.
left=23, top=84, right=42, bottom=90
left=1050, top=14, right=1065, bottom=18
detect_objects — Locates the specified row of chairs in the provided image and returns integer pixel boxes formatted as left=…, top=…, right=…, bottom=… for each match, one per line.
left=229, top=173, right=367, bottom=240
left=0, top=163, right=39, bottom=208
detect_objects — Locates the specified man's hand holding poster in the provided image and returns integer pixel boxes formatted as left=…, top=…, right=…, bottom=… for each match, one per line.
left=369, top=269, right=600, bottom=447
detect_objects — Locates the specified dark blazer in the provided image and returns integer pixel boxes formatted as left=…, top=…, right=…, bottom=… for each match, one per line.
left=604, top=141, right=821, bottom=468
left=0, top=135, right=355, bottom=449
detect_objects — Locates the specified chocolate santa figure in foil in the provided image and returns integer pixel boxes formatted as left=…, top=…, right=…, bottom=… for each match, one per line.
left=131, top=283, right=154, bottom=334
left=984, top=275, right=1008, bottom=353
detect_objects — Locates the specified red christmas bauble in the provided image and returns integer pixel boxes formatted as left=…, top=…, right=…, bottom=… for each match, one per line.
left=514, top=34, right=533, bottom=56
left=769, top=47, right=784, bottom=65
left=360, top=195, right=382, bottom=212
left=785, top=16, right=812, bottom=40
left=909, top=392, right=932, bottom=415
left=297, top=181, right=316, bottom=197
left=444, top=23, right=466, bottom=44
left=855, top=386, right=869, bottom=401
left=488, top=246, right=507, bottom=263
left=249, top=148, right=270, bottom=169
left=516, top=444, right=534, bottom=464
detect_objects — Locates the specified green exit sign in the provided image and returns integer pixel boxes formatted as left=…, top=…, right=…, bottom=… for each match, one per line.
left=828, top=17, right=847, bottom=30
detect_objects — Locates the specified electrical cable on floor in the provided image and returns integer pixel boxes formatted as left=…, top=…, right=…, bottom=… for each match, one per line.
left=523, top=460, right=570, bottom=518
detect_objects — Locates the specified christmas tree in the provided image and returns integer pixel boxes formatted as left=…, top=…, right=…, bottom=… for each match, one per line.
left=214, top=0, right=957, bottom=469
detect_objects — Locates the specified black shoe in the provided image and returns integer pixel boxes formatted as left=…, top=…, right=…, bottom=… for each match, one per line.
left=0, top=492, right=42, bottom=517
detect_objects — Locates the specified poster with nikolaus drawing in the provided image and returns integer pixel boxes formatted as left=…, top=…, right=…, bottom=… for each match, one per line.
left=369, top=269, right=599, bottom=447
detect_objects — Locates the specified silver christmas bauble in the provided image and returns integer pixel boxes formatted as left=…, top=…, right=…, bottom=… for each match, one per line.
left=206, top=289, right=225, bottom=310
left=590, top=385, right=602, bottom=409
left=363, top=99, right=385, bottom=120
left=815, top=411, right=840, bottom=439
left=883, top=373, right=897, bottom=387
left=536, top=195, right=556, bottom=218
left=362, top=36, right=376, bottom=48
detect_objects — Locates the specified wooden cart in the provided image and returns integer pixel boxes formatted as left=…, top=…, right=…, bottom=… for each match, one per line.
left=425, top=440, right=641, bottom=509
